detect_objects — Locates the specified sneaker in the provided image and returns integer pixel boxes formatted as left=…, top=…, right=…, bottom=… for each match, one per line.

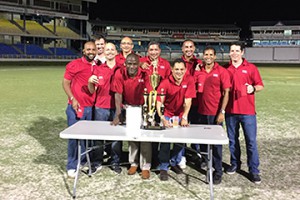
left=67, top=169, right=76, bottom=178
left=200, top=160, right=207, bottom=169
left=159, top=170, right=169, bottom=181
left=250, top=173, right=261, bottom=184
left=128, top=166, right=138, bottom=175
left=226, top=165, right=239, bottom=175
left=170, top=165, right=183, bottom=174
left=178, top=156, right=187, bottom=169
left=141, top=170, right=150, bottom=179
left=110, top=165, right=122, bottom=174
left=213, top=173, right=222, bottom=185
left=91, top=165, right=102, bottom=175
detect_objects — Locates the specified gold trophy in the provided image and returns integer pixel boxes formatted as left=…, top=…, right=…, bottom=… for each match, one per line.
left=141, top=59, right=165, bottom=130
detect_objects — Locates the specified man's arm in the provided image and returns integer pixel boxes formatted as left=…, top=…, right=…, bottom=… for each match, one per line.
left=181, top=98, right=192, bottom=127
left=111, top=92, right=123, bottom=126
left=216, top=88, right=230, bottom=124
left=62, top=78, right=79, bottom=111
left=88, top=75, right=98, bottom=94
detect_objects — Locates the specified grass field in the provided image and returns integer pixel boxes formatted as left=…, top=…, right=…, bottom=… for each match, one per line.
left=0, top=63, right=300, bottom=200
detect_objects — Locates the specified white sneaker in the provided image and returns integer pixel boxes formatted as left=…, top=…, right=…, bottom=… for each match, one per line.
left=178, top=156, right=187, bottom=169
left=67, top=169, right=76, bottom=178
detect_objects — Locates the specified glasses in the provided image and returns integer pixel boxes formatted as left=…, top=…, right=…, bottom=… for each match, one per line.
left=121, top=42, right=133, bottom=45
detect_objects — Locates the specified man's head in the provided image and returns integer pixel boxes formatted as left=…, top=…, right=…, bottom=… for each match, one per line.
left=203, top=46, right=216, bottom=65
left=147, top=41, right=161, bottom=61
left=171, top=58, right=186, bottom=82
left=182, top=40, right=196, bottom=59
left=104, top=42, right=117, bottom=61
left=94, top=35, right=107, bottom=56
left=229, top=41, right=245, bottom=63
left=120, top=37, right=134, bottom=54
left=125, top=53, right=140, bottom=77
left=83, top=41, right=96, bottom=62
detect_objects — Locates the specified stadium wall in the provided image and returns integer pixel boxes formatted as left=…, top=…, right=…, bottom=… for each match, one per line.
left=244, top=47, right=300, bottom=64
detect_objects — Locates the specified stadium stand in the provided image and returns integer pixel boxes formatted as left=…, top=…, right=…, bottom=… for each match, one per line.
left=44, top=24, right=82, bottom=39
left=0, top=18, right=24, bottom=35
left=14, top=19, right=54, bottom=37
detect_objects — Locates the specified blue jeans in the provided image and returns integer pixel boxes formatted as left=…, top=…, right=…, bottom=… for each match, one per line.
left=94, top=107, right=122, bottom=165
left=66, top=104, right=93, bottom=170
left=158, top=116, right=185, bottom=171
left=198, top=114, right=223, bottom=176
left=225, top=114, right=260, bottom=174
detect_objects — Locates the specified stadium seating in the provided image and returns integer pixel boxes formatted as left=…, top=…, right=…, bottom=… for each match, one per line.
left=14, top=44, right=52, bottom=57
left=0, top=43, right=21, bottom=55
left=48, top=47, right=78, bottom=56
left=45, top=24, right=81, bottom=39
left=0, top=18, right=24, bottom=35
left=14, top=20, right=54, bottom=37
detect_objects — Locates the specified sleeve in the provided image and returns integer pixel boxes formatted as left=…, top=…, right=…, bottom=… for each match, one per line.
left=221, top=68, right=232, bottom=90
left=111, top=69, right=124, bottom=94
left=64, top=61, right=76, bottom=80
left=185, top=76, right=197, bottom=98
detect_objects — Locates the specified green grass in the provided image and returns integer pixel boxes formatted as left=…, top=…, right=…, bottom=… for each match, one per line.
left=0, top=64, right=300, bottom=200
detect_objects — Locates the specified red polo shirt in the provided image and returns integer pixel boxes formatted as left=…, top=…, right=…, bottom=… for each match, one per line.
left=115, top=51, right=137, bottom=66
left=157, top=74, right=196, bottom=118
left=93, top=62, right=120, bottom=109
left=225, top=59, right=264, bottom=114
left=195, top=62, right=231, bottom=115
left=181, top=55, right=203, bottom=76
left=139, top=56, right=171, bottom=80
left=64, top=57, right=96, bottom=107
left=111, top=67, right=151, bottom=106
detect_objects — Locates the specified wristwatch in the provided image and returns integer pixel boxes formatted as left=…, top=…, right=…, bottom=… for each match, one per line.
left=182, top=116, right=188, bottom=121
left=220, top=109, right=225, bottom=114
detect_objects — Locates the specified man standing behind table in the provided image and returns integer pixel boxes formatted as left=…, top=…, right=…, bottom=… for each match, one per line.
left=156, top=58, right=196, bottom=181
left=224, top=41, right=264, bottom=184
left=140, top=41, right=172, bottom=169
left=194, top=46, right=231, bottom=185
left=111, top=53, right=153, bottom=179
left=180, top=39, right=203, bottom=168
left=88, top=42, right=123, bottom=174
left=62, top=41, right=97, bottom=178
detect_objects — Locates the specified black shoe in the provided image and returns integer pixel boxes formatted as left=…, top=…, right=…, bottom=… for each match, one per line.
left=170, top=165, right=183, bottom=174
left=213, top=173, right=222, bottom=185
left=250, top=173, right=261, bottom=184
left=200, top=160, right=207, bottom=169
left=110, top=165, right=122, bottom=174
left=226, top=165, right=239, bottom=175
left=160, top=170, right=168, bottom=181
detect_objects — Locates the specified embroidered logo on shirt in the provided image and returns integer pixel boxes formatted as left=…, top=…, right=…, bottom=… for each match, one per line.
left=138, top=79, right=144, bottom=82
left=242, top=70, right=248, bottom=74
left=160, top=66, right=165, bottom=69
left=182, top=84, right=187, bottom=88
left=213, top=73, right=219, bottom=77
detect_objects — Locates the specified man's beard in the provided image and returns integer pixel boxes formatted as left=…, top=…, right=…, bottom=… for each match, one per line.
left=85, top=54, right=95, bottom=62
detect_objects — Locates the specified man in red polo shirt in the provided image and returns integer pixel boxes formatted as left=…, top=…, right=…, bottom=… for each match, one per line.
left=224, top=41, right=264, bottom=184
left=156, top=58, right=196, bottom=181
left=140, top=41, right=171, bottom=80
left=180, top=39, right=203, bottom=168
left=111, top=53, right=152, bottom=179
left=62, top=41, right=97, bottom=178
left=88, top=42, right=123, bottom=174
left=140, top=41, right=172, bottom=169
left=195, top=46, right=231, bottom=184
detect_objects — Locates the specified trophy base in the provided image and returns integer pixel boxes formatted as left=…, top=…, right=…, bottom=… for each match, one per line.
left=141, top=125, right=165, bottom=130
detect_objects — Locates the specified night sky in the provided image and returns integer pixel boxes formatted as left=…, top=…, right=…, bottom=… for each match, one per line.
left=89, top=1, right=300, bottom=39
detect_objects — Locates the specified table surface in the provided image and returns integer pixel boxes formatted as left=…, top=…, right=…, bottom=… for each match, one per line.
left=60, top=121, right=228, bottom=145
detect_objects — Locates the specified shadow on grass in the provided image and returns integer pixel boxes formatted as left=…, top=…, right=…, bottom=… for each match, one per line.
left=26, top=116, right=68, bottom=171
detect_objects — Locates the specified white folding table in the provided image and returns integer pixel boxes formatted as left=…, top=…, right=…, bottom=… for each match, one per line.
left=59, top=120, right=228, bottom=200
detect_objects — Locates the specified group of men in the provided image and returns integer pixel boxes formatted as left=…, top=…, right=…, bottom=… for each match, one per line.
left=62, top=35, right=264, bottom=185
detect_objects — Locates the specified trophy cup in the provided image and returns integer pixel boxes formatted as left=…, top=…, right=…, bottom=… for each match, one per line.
left=141, top=59, right=165, bottom=130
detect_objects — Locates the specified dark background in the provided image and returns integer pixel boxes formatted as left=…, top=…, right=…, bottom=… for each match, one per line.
left=89, top=1, right=299, bottom=39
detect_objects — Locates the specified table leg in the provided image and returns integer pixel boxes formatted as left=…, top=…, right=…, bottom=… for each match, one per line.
left=208, top=144, right=214, bottom=200
left=72, top=140, right=81, bottom=199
